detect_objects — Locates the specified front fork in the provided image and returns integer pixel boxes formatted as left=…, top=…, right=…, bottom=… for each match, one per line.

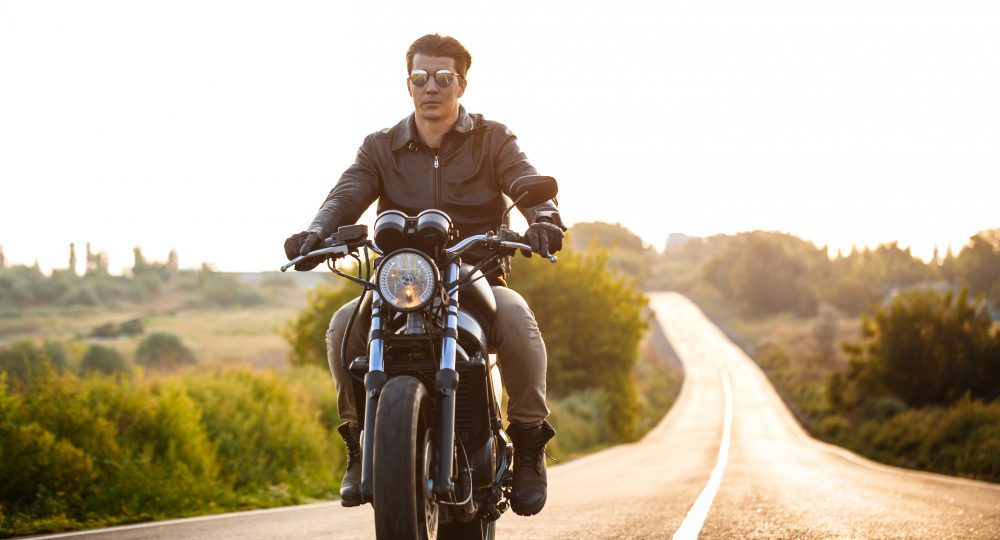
left=360, top=298, right=385, bottom=503
left=359, top=263, right=462, bottom=503
left=434, top=263, right=461, bottom=497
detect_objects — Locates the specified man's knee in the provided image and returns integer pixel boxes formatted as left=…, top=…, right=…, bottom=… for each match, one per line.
left=492, top=287, right=540, bottom=345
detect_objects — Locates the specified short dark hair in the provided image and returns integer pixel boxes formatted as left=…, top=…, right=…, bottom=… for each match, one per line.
left=406, top=34, right=472, bottom=78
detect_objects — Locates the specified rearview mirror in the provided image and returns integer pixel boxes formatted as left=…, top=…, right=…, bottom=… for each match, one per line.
left=509, top=175, right=558, bottom=208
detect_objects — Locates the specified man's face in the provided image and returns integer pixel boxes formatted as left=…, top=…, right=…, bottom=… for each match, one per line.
left=407, top=53, right=466, bottom=123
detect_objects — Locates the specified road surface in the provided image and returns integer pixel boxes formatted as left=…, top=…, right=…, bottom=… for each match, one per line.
left=27, top=292, right=1000, bottom=539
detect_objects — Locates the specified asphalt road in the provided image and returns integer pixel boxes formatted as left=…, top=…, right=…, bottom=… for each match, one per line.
left=27, top=292, right=1000, bottom=539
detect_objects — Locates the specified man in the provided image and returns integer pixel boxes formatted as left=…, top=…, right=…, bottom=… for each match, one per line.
left=283, top=34, right=565, bottom=516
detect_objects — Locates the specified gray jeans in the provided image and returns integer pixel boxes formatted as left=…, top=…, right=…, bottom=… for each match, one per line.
left=325, top=286, right=549, bottom=428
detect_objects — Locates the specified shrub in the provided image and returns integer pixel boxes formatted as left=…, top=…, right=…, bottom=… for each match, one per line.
left=0, top=340, right=59, bottom=387
left=841, top=287, right=1000, bottom=408
left=134, top=332, right=196, bottom=370
left=183, top=368, right=341, bottom=500
left=281, top=282, right=361, bottom=369
left=0, top=366, right=345, bottom=536
left=546, top=390, right=612, bottom=458
left=80, top=345, right=128, bottom=375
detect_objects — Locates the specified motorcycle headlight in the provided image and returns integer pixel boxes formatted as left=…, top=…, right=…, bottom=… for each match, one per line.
left=377, top=249, right=438, bottom=311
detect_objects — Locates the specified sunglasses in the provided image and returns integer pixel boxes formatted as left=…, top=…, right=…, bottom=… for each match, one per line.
left=409, top=69, right=462, bottom=87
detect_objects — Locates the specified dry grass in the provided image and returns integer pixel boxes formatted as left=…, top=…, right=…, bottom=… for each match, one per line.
left=735, top=313, right=860, bottom=374
left=147, top=307, right=300, bottom=370
left=0, top=295, right=311, bottom=372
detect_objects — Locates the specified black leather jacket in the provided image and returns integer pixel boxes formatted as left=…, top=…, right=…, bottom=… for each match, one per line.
left=306, top=106, right=563, bottom=279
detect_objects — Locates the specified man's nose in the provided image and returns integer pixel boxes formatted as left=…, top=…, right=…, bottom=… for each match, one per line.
left=423, top=79, right=440, bottom=93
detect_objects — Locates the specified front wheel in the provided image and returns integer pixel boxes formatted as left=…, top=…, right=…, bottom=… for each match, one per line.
left=373, top=376, right=438, bottom=539
left=439, top=518, right=496, bottom=540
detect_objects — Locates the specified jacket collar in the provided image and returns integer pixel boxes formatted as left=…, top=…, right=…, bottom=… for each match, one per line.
left=391, top=105, right=475, bottom=151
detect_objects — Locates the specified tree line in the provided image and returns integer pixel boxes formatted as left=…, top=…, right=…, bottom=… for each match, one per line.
left=0, top=244, right=276, bottom=309
left=571, top=222, right=1000, bottom=320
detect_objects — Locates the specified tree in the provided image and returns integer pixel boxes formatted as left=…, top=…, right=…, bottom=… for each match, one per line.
left=954, top=230, right=1000, bottom=305
left=566, top=222, right=657, bottom=286
left=85, top=242, right=109, bottom=275
left=701, top=231, right=819, bottom=318
left=813, top=304, right=839, bottom=363
left=167, top=249, right=179, bottom=274
left=509, top=249, right=648, bottom=441
left=69, top=243, right=78, bottom=276
left=132, top=246, right=149, bottom=275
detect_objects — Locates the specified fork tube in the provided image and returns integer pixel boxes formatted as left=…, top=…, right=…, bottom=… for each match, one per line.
left=434, top=263, right=461, bottom=496
left=360, top=297, right=385, bottom=503
left=441, top=263, right=460, bottom=371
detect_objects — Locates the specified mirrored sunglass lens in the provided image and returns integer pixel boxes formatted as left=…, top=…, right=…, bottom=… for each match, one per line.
left=434, top=71, right=454, bottom=87
left=410, top=70, right=429, bottom=86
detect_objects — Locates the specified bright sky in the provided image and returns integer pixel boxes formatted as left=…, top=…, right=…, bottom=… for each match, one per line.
left=2, top=0, right=998, bottom=273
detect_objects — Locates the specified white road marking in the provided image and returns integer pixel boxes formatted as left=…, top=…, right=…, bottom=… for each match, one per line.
left=26, top=502, right=339, bottom=539
left=671, top=370, right=733, bottom=540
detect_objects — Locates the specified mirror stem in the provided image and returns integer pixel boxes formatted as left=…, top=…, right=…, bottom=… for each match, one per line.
left=501, top=193, right=528, bottom=223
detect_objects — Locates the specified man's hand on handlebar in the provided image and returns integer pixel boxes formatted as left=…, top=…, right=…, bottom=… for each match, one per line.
left=520, top=221, right=564, bottom=259
left=283, top=231, right=322, bottom=271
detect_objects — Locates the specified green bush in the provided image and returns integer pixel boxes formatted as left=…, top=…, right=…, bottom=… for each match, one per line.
left=134, top=332, right=196, bottom=370
left=0, top=340, right=61, bottom=387
left=80, top=345, right=128, bottom=375
left=183, top=368, right=341, bottom=500
left=0, top=363, right=345, bottom=537
left=840, top=287, right=1000, bottom=408
left=546, top=390, right=612, bottom=458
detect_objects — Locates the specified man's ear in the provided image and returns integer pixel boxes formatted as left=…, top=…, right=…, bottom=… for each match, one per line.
left=406, top=78, right=413, bottom=97
left=457, top=78, right=467, bottom=98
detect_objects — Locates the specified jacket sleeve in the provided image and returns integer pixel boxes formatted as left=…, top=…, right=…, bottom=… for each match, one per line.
left=306, top=135, right=381, bottom=238
left=493, top=124, right=565, bottom=230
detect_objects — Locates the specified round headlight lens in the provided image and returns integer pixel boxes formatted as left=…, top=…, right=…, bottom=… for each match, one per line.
left=377, top=250, right=437, bottom=310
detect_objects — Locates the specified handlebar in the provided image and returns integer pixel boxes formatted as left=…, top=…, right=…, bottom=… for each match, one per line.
left=445, top=234, right=558, bottom=263
left=281, top=231, right=556, bottom=273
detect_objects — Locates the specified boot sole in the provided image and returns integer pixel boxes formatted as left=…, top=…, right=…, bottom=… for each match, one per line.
left=340, top=496, right=363, bottom=508
left=510, top=493, right=547, bottom=516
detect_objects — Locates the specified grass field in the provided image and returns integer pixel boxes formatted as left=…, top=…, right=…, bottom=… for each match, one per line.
left=0, top=286, right=313, bottom=372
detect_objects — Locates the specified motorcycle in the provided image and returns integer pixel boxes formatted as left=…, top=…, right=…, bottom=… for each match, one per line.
left=281, top=175, right=558, bottom=539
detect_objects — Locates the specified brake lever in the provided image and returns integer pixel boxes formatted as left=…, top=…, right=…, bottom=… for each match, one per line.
left=280, top=244, right=350, bottom=272
left=498, top=239, right=558, bottom=263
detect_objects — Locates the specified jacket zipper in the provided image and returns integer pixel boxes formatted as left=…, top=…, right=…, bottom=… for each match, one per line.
left=433, top=152, right=442, bottom=210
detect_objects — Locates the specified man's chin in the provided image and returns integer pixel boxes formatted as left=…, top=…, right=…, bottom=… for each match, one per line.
left=418, top=106, right=449, bottom=121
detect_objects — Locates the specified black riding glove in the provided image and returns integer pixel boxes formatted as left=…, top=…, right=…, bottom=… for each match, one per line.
left=283, top=231, right=322, bottom=271
left=521, top=222, right=564, bottom=258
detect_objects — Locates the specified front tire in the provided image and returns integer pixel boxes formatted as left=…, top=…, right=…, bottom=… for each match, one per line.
left=373, top=376, right=438, bottom=539
left=439, top=518, right=496, bottom=540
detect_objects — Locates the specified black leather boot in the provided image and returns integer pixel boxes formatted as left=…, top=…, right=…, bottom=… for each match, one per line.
left=337, top=422, right=363, bottom=507
left=506, top=420, right=556, bottom=516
